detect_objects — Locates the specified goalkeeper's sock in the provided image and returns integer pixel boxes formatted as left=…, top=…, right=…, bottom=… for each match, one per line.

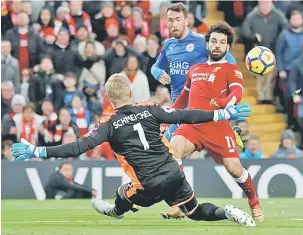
left=188, top=203, right=227, bottom=221
left=234, top=169, right=259, bottom=208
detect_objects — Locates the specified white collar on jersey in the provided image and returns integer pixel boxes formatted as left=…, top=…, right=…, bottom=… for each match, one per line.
left=207, top=60, right=228, bottom=65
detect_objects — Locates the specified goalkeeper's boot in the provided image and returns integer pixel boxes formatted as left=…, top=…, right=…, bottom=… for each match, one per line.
left=91, top=199, right=125, bottom=219
left=233, top=126, right=245, bottom=151
left=160, top=207, right=185, bottom=220
left=225, top=204, right=256, bottom=227
left=250, top=204, right=265, bottom=222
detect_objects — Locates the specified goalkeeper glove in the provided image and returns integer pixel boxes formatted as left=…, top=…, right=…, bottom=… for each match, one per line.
left=11, top=138, right=47, bottom=161
left=214, top=97, right=252, bottom=121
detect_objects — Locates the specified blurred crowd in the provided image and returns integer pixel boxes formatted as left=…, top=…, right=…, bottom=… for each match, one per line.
left=1, top=0, right=303, bottom=161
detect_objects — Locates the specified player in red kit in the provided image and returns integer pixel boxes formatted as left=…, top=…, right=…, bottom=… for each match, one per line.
left=161, top=23, right=264, bottom=222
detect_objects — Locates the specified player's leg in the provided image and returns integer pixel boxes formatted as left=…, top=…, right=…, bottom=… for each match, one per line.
left=222, top=157, right=264, bottom=222
left=200, top=128, right=264, bottom=222
left=161, top=125, right=198, bottom=219
left=170, top=134, right=195, bottom=168
left=164, top=171, right=255, bottom=226
left=92, top=183, right=159, bottom=219
left=91, top=184, right=135, bottom=219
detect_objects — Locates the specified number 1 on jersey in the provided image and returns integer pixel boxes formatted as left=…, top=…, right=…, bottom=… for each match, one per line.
left=133, top=123, right=150, bottom=150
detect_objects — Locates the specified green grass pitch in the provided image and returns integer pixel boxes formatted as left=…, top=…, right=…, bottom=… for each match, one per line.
left=2, top=198, right=303, bottom=235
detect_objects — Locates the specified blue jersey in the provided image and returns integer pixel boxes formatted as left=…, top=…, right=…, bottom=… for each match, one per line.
left=151, top=31, right=236, bottom=101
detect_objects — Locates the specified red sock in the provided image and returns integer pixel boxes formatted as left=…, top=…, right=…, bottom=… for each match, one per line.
left=235, top=169, right=259, bottom=208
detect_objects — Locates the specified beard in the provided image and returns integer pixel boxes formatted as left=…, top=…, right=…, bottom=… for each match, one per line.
left=209, top=49, right=227, bottom=61
left=170, top=28, right=185, bottom=39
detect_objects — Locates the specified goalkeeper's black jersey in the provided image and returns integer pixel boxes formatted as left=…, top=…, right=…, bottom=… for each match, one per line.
left=46, top=102, right=215, bottom=188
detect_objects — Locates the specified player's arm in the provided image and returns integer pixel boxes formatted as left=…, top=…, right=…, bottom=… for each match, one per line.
left=11, top=122, right=112, bottom=161
left=211, top=65, right=243, bottom=108
left=151, top=45, right=168, bottom=81
left=172, top=66, right=192, bottom=109
left=150, top=100, right=251, bottom=125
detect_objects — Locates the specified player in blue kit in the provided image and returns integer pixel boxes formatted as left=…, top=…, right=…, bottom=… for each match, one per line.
left=151, top=3, right=247, bottom=220
left=151, top=3, right=237, bottom=141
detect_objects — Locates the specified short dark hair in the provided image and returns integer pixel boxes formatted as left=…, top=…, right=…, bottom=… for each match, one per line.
left=166, top=3, right=188, bottom=18
left=286, top=8, right=302, bottom=20
left=205, top=22, right=235, bottom=46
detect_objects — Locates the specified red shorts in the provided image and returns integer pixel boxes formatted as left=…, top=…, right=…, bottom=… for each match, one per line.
left=173, top=123, right=239, bottom=164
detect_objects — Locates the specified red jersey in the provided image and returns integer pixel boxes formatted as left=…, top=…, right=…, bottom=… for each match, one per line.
left=184, top=61, right=243, bottom=111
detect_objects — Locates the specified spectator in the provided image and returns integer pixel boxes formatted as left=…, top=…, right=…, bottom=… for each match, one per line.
left=82, top=1, right=102, bottom=18
left=89, top=101, right=103, bottom=127
left=83, top=83, right=100, bottom=115
left=154, top=85, right=172, bottom=106
left=1, top=81, right=14, bottom=118
left=1, top=0, right=22, bottom=35
left=13, top=103, right=44, bottom=145
left=241, top=0, right=287, bottom=104
left=44, top=162, right=96, bottom=199
left=125, top=7, right=150, bottom=44
left=78, top=41, right=106, bottom=91
left=102, top=39, right=141, bottom=78
left=4, top=11, right=45, bottom=72
left=121, top=55, right=150, bottom=103
left=63, top=72, right=84, bottom=108
left=54, top=5, right=70, bottom=34
left=92, top=2, right=121, bottom=42
left=22, top=1, right=32, bottom=20
left=188, top=1, right=207, bottom=23
left=101, top=17, right=129, bottom=49
left=20, top=68, right=31, bottom=101
left=118, top=4, right=132, bottom=35
left=47, top=29, right=81, bottom=74
left=240, top=135, right=266, bottom=159
left=158, top=1, right=170, bottom=40
left=36, top=7, right=56, bottom=46
left=188, top=12, right=208, bottom=35
left=1, top=94, right=26, bottom=142
left=65, top=0, right=92, bottom=36
left=133, top=35, right=147, bottom=53
left=62, top=129, right=78, bottom=144
left=289, top=51, right=303, bottom=148
left=234, top=120, right=251, bottom=144
left=28, top=57, right=64, bottom=114
left=47, top=107, right=80, bottom=146
left=70, top=96, right=90, bottom=137
left=271, top=130, right=303, bottom=158
left=77, top=28, right=105, bottom=58
left=1, top=140, right=14, bottom=161
left=135, top=0, right=152, bottom=25
left=1, top=40, right=20, bottom=93
left=276, top=9, right=303, bottom=129
left=70, top=25, right=89, bottom=52
left=141, top=35, right=162, bottom=94
left=274, top=1, right=303, bottom=15
left=38, top=100, right=58, bottom=146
